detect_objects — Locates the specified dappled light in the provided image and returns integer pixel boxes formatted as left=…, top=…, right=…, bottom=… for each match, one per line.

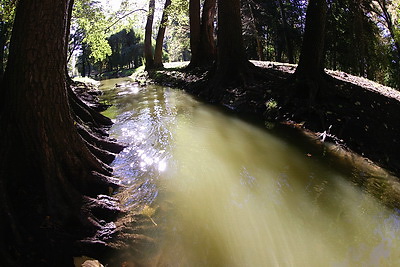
left=101, top=79, right=400, bottom=266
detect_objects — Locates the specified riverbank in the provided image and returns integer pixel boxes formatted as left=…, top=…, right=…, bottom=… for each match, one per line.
left=132, top=61, right=400, bottom=207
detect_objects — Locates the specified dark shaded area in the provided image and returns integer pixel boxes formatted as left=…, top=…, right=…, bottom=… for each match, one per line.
left=0, top=78, right=125, bottom=266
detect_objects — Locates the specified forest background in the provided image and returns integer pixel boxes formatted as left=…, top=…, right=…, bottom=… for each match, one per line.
left=1, top=0, right=400, bottom=88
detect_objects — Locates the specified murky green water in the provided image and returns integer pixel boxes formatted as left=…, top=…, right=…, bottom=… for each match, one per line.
left=100, top=78, right=400, bottom=266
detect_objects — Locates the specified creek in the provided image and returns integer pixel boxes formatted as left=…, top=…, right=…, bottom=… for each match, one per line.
left=99, top=77, right=400, bottom=266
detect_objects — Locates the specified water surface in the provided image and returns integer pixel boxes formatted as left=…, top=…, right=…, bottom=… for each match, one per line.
left=100, top=78, right=400, bottom=266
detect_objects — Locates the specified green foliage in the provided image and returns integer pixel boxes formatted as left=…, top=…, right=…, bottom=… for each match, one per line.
left=169, top=0, right=188, bottom=24
left=241, top=0, right=307, bottom=61
left=323, top=0, right=400, bottom=87
left=68, top=0, right=400, bottom=88
left=265, top=99, right=278, bottom=110
left=107, top=28, right=143, bottom=70
left=0, top=0, right=16, bottom=24
left=164, top=0, right=190, bottom=62
left=72, top=0, right=112, bottom=62
left=0, top=0, right=16, bottom=72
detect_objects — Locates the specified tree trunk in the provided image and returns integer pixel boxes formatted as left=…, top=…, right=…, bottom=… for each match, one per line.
left=188, top=0, right=201, bottom=67
left=278, top=0, right=294, bottom=64
left=154, top=0, right=172, bottom=68
left=209, top=0, right=253, bottom=99
left=295, top=0, right=327, bottom=78
left=81, top=45, right=87, bottom=77
left=292, top=0, right=328, bottom=103
left=144, top=0, right=155, bottom=70
left=188, top=0, right=216, bottom=68
left=198, top=0, right=216, bottom=66
left=0, top=0, right=117, bottom=265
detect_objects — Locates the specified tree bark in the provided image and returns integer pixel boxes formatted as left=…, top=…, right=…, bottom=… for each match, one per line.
left=292, top=0, right=328, bottom=103
left=295, top=0, right=327, bottom=78
left=188, top=0, right=201, bottom=67
left=154, top=0, right=172, bottom=68
left=210, top=0, right=253, bottom=99
left=198, top=0, right=216, bottom=66
left=144, top=0, right=155, bottom=70
left=188, top=0, right=216, bottom=68
left=0, top=0, right=117, bottom=265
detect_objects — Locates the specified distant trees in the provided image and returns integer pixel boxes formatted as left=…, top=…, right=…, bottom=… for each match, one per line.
left=369, top=0, right=400, bottom=86
left=144, top=0, right=173, bottom=70
left=324, top=0, right=384, bottom=80
left=64, top=0, right=400, bottom=87
left=71, top=0, right=147, bottom=76
left=107, top=29, right=143, bottom=71
left=164, top=0, right=191, bottom=62
left=241, top=0, right=306, bottom=63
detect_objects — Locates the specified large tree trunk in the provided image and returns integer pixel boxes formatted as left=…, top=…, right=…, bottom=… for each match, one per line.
left=188, top=0, right=201, bottom=68
left=0, top=0, right=118, bottom=265
left=144, top=0, right=155, bottom=70
left=209, top=0, right=253, bottom=100
left=293, top=0, right=328, bottom=103
left=295, top=0, right=327, bottom=78
left=198, top=0, right=216, bottom=66
left=188, top=0, right=216, bottom=68
left=154, top=0, right=172, bottom=68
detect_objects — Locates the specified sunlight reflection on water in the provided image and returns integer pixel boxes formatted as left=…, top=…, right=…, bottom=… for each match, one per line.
left=100, top=78, right=400, bottom=266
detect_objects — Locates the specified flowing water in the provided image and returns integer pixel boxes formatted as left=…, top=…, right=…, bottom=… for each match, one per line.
left=100, top=78, right=400, bottom=266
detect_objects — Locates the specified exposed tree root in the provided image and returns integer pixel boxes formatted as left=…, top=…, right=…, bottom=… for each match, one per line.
left=76, top=123, right=125, bottom=154
left=84, top=139, right=118, bottom=165
left=68, top=85, right=113, bottom=130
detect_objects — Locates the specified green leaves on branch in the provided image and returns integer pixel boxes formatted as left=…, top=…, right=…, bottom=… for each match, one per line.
left=0, top=0, right=16, bottom=24
left=72, top=0, right=111, bottom=63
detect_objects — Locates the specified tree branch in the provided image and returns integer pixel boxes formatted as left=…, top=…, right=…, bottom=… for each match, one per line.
left=105, top=9, right=147, bottom=32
